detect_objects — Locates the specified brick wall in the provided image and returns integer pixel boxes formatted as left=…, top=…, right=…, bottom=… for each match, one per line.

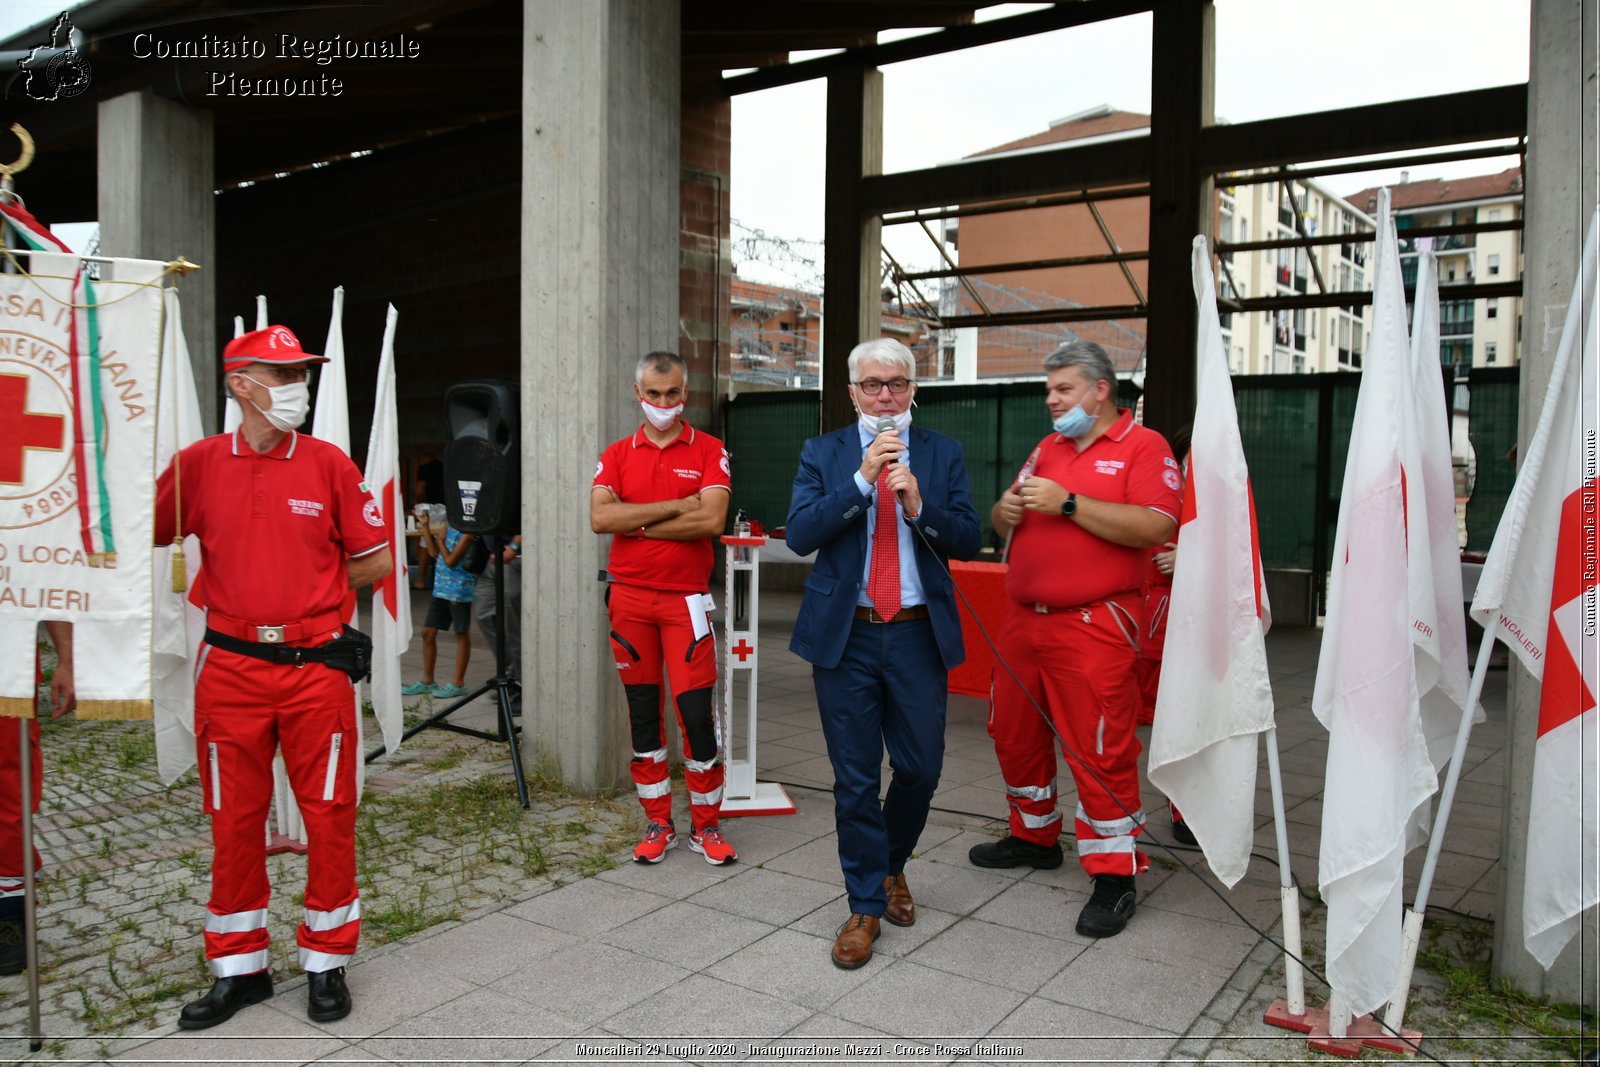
left=680, top=86, right=731, bottom=434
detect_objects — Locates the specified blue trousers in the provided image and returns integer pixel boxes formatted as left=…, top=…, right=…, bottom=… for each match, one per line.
left=812, top=615, right=947, bottom=916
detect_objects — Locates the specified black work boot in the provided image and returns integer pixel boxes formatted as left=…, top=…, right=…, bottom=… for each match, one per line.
left=967, top=835, right=1064, bottom=870
left=307, top=966, right=352, bottom=1022
left=0, top=918, right=23, bottom=976
left=177, top=971, right=274, bottom=1029
left=1075, top=874, right=1138, bottom=938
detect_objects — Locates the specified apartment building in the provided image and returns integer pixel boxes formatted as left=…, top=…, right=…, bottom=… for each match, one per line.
left=1347, top=167, right=1524, bottom=368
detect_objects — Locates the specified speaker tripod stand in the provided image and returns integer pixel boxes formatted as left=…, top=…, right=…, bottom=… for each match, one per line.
left=366, top=544, right=528, bottom=808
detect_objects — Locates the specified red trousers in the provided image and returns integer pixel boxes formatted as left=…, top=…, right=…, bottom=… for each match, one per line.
left=195, top=641, right=360, bottom=976
left=989, top=594, right=1149, bottom=877
left=606, top=582, right=724, bottom=833
left=0, top=717, right=43, bottom=919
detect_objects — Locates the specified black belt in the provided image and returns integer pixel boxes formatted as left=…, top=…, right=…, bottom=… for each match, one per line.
left=204, top=626, right=373, bottom=682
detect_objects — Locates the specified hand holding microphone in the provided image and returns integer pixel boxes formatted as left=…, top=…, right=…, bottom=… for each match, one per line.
left=864, top=416, right=922, bottom=516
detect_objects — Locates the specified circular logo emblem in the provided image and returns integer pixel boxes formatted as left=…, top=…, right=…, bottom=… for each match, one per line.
left=595, top=459, right=603, bottom=478
left=1162, top=469, right=1181, bottom=491
left=363, top=498, right=383, bottom=527
left=0, top=341, right=78, bottom=532
left=719, top=453, right=730, bottom=476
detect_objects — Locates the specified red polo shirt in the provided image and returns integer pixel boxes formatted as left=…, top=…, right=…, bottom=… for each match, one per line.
left=154, top=430, right=387, bottom=623
left=594, top=421, right=731, bottom=593
left=1006, top=409, right=1180, bottom=607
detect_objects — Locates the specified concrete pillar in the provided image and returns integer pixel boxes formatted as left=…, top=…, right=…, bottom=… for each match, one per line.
left=1494, top=0, right=1598, bottom=1008
left=820, top=66, right=883, bottom=433
left=97, top=90, right=217, bottom=430
left=520, top=0, right=680, bottom=795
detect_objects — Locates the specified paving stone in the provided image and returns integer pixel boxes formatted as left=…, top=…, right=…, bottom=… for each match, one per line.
left=828, top=958, right=1025, bottom=1036
left=707, top=927, right=875, bottom=1012
left=489, top=941, right=690, bottom=1026
left=683, top=866, right=844, bottom=927
left=601, top=971, right=810, bottom=1040
left=598, top=899, right=775, bottom=971
left=907, top=917, right=1082, bottom=994
left=1037, top=945, right=1233, bottom=1034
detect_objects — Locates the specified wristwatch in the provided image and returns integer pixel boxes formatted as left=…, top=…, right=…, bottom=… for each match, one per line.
left=1061, top=492, right=1077, bottom=518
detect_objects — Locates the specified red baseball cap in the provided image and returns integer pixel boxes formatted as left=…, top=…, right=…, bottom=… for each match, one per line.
left=222, top=325, right=328, bottom=372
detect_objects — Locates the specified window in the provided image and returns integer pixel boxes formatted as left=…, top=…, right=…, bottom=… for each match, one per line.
left=1486, top=342, right=1498, bottom=364
left=1488, top=253, right=1501, bottom=276
left=1487, top=208, right=1502, bottom=222
left=1487, top=297, right=1498, bottom=319
left=1447, top=267, right=1457, bottom=282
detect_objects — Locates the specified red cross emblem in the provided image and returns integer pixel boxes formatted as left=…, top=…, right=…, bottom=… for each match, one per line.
left=731, top=638, right=755, bottom=662
left=0, top=372, right=66, bottom=485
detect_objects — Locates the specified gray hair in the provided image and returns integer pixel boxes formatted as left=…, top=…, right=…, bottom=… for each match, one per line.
left=846, top=338, right=916, bottom=382
left=635, top=349, right=687, bottom=385
left=1043, top=340, right=1115, bottom=389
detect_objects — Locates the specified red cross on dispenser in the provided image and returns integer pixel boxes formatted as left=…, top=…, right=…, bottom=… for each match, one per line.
left=731, top=637, right=755, bottom=662
left=0, top=373, right=66, bottom=485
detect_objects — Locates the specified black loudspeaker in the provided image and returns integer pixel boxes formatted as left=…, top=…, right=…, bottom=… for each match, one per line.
left=443, top=380, right=519, bottom=535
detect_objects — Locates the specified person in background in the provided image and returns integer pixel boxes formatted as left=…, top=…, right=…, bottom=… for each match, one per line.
left=0, top=622, right=74, bottom=975
left=1135, top=425, right=1195, bottom=847
left=785, top=337, right=981, bottom=969
left=474, top=532, right=522, bottom=713
left=591, top=350, right=736, bottom=867
left=403, top=511, right=476, bottom=699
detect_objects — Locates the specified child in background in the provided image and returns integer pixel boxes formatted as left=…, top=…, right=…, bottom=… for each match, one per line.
left=402, top=511, right=475, bottom=698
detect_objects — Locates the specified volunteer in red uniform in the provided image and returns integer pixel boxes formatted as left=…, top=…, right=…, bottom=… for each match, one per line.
left=0, top=622, right=73, bottom=976
left=153, top=325, right=392, bottom=1029
left=970, top=341, right=1179, bottom=939
left=590, top=350, right=735, bottom=866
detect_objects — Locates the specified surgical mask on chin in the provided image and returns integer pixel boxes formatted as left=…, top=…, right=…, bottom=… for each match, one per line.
left=242, top=375, right=310, bottom=431
left=1052, top=402, right=1095, bottom=439
left=857, top=408, right=912, bottom=439
left=640, top=400, right=683, bottom=431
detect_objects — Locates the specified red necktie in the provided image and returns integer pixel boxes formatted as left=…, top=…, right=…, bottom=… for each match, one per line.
left=868, top=466, right=901, bottom=620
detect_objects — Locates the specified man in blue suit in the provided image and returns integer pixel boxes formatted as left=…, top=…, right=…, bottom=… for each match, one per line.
left=786, top=338, right=981, bottom=969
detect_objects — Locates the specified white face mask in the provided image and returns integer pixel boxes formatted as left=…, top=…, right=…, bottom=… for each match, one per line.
left=640, top=399, right=683, bottom=431
left=858, top=407, right=912, bottom=439
left=240, top=374, right=310, bottom=432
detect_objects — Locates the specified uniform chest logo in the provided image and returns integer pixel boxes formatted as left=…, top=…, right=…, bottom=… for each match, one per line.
left=671, top=467, right=702, bottom=480
left=288, top=497, right=325, bottom=518
left=1093, top=459, right=1125, bottom=476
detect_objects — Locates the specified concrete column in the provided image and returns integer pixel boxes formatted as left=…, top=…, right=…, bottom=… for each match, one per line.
left=820, top=66, right=883, bottom=433
left=521, top=0, right=680, bottom=795
left=1494, top=0, right=1598, bottom=1008
left=97, top=90, right=216, bottom=430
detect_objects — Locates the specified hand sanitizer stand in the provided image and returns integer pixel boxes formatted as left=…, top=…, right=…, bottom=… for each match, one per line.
left=717, top=532, right=796, bottom=816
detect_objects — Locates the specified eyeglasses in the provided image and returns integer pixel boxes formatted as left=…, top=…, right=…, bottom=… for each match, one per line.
left=852, top=377, right=912, bottom=395
left=249, top=364, right=314, bottom=384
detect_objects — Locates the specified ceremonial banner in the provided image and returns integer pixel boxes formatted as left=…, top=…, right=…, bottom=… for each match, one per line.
left=365, top=304, right=410, bottom=755
left=1312, top=190, right=1438, bottom=1016
left=151, top=288, right=205, bottom=782
left=1147, top=236, right=1275, bottom=888
left=0, top=252, right=169, bottom=718
left=1470, top=205, right=1599, bottom=969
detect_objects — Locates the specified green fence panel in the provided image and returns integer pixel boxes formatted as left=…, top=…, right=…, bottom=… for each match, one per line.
left=722, top=391, right=817, bottom=531
left=1465, top=367, right=1520, bottom=553
left=1234, top=379, right=1322, bottom=570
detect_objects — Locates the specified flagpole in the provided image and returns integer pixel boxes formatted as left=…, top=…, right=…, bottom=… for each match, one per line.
left=1384, top=621, right=1498, bottom=1031
left=1263, top=725, right=1306, bottom=1015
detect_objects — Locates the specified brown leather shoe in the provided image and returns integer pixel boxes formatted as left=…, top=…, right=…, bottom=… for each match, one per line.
left=831, top=913, right=880, bottom=970
left=883, top=873, right=915, bottom=927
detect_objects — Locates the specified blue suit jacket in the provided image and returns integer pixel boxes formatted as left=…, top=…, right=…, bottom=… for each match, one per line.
left=785, top=424, right=981, bottom=671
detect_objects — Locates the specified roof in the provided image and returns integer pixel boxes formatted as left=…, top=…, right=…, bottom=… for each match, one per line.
left=966, top=105, right=1151, bottom=158
left=1346, top=166, right=1524, bottom=216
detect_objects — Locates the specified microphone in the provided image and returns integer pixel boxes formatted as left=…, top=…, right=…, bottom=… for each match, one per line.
left=877, top=415, right=906, bottom=506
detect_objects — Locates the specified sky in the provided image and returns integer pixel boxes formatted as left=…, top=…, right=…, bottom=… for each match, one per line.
left=0, top=1, right=1533, bottom=268
left=730, top=0, right=1532, bottom=286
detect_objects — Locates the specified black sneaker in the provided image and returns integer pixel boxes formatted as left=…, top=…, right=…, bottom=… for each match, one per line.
left=1076, top=874, right=1137, bottom=938
left=1172, top=819, right=1198, bottom=847
left=968, top=835, right=1064, bottom=870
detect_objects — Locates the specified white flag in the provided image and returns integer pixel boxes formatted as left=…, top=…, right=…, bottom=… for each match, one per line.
left=364, top=305, right=410, bottom=754
left=1470, top=206, right=1599, bottom=969
left=1147, top=236, right=1275, bottom=888
left=151, top=288, right=206, bottom=782
left=1312, top=188, right=1438, bottom=1016
left=1403, top=249, right=1477, bottom=848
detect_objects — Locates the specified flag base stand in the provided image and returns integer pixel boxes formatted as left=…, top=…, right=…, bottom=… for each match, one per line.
left=1269, top=1003, right=1420, bottom=1058
left=719, top=781, right=795, bottom=818
left=267, top=833, right=308, bottom=856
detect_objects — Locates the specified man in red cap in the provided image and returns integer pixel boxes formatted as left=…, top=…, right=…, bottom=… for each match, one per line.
left=154, top=325, right=392, bottom=1029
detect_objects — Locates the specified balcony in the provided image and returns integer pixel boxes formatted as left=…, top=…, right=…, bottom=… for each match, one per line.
left=1440, top=319, right=1475, bottom=337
